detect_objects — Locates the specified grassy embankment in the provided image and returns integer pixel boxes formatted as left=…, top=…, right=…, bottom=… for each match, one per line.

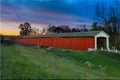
left=1, top=44, right=120, bottom=79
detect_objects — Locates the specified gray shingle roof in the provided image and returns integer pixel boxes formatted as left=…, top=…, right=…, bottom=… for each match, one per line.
left=20, top=31, right=102, bottom=38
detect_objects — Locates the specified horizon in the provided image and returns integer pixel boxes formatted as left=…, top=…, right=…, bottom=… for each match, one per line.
left=0, top=0, right=114, bottom=35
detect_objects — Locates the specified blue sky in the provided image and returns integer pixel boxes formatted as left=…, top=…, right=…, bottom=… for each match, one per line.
left=0, top=0, right=114, bottom=35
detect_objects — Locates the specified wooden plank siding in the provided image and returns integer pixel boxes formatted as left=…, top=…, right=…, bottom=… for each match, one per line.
left=12, top=37, right=95, bottom=50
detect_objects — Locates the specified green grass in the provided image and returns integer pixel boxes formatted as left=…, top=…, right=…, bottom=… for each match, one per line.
left=1, top=44, right=120, bottom=79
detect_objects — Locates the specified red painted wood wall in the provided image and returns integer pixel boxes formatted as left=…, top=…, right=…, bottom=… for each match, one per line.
left=12, top=37, right=95, bottom=50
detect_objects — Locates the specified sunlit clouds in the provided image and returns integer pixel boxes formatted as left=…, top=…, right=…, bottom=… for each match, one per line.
left=0, top=0, right=114, bottom=35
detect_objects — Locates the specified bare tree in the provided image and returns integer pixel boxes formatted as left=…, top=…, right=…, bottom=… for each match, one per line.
left=91, top=22, right=98, bottom=30
left=29, top=27, right=40, bottom=35
left=95, top=0, right=120, bottom=34
left=95, top=3, right=110, bottom=24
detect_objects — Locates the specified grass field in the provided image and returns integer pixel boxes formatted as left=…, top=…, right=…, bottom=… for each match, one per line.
left=1, top=44, right=120, bottom=79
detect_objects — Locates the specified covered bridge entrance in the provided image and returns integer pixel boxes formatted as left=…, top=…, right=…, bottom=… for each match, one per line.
left=94, top=31, right=109, bottom=50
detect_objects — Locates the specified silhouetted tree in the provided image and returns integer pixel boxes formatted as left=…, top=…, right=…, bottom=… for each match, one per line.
left=19, top=22, right=32, bottom=36
left=76, top=28, right=81, bottom=32
left=79, top=25, right=88, bottom=31
left=72, top=28, right=77, bottom=32
left=56, top=26, right=64, bottom=33
left=47, top=25, right=71, bottom=33
left=61, top=25, right=71, bottom=32
left=77, top=24, right=88, bottom=32
left=91, top=22, right=98, bottom=30
left=47, top=25, right=57, bottom=33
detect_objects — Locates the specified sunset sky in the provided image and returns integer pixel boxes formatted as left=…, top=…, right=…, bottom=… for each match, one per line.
left=0, top=0, right=114, bottom=35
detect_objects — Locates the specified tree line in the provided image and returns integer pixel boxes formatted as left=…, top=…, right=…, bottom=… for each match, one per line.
left=47, top=24, right=88, bottom=33
left=19, top=23, right=89, bottom=36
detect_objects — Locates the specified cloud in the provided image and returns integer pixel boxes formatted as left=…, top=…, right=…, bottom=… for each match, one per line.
left=1, top=0, right=114, bottom=26
left=1, top=0, right=114, bottom=35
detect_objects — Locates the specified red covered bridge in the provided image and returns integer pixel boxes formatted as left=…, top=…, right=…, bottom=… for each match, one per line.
left=12, top=31, right=110, bottom=50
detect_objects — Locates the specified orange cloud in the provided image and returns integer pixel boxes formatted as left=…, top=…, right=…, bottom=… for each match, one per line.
left=0, top=32, right=20, bottom=36
left=0, top=21, right=20, bottom=36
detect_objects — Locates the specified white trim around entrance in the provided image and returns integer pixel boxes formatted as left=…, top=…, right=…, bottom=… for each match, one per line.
left=94, top=31, right=110, bottom=50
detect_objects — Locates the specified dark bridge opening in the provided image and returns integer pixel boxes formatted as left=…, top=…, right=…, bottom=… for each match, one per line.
left=97, top=37, right=106, bottom=49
